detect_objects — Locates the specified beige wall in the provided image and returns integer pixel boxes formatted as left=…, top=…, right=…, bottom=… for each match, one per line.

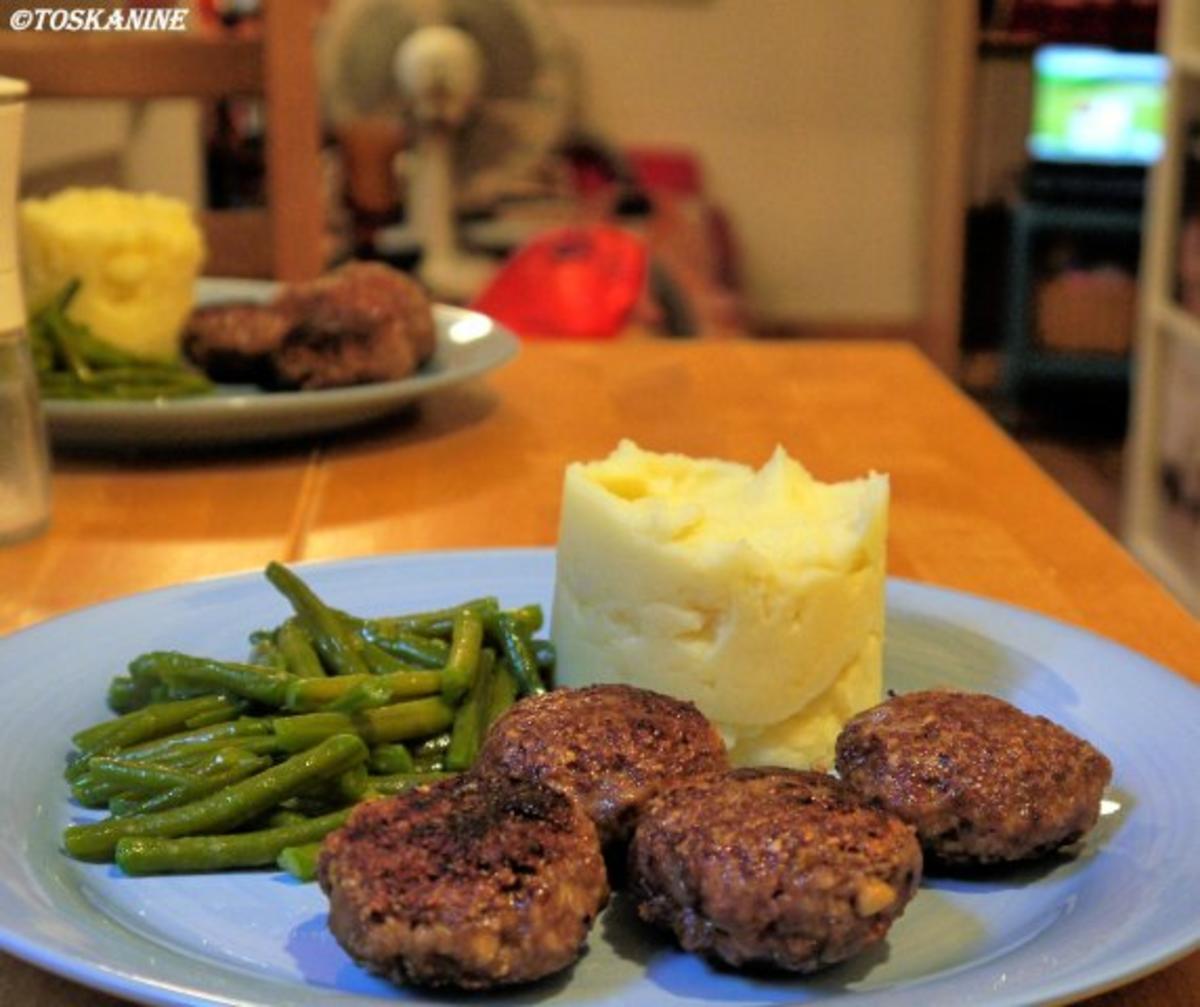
left=21, top=99, right=202, bottom=205
left=551, top=0, right=935, bottom=322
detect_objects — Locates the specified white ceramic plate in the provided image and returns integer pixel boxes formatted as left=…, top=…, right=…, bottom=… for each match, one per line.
left=0, top=548, right=1198, bottom=1006
left=42, top=279, right=519, bottom=448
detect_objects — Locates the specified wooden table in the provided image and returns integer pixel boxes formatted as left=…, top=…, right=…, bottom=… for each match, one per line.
left=1, top=340, right=1197, bottom=1005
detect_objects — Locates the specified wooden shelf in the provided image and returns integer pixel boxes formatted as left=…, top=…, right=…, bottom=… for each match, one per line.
left=1157, top=302, right=1200, bottom=349
left=1123, top=0, right=1200, bottom=612
left=1023, top=350, right=1131, bottom=382
left=1173, top=49, right=1200, bottom=79
left=198, top=209, right=272, bottom=278
left=1129, top=531, right=1200, bottom=613
left=978, top=28, right=1041, bottom=56
left=0, top=33, right=263, bottom=98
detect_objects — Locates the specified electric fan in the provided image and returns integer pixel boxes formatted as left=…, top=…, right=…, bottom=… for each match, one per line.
left=318, top=0, right=575, bottom=300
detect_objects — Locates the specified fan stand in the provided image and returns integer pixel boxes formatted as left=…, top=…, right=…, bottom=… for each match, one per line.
left=407, top=125, right=495, bottom=301
left=395, top=24, right=497, bottom=303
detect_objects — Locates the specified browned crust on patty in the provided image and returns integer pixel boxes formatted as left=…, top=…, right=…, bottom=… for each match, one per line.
left=318, top=775, right=609, bottom=990
left=628, top=768, right=922, bottom=972
left=475, top=684, right=730, bottom=844
left=835, top=690, right=1113, bottom=864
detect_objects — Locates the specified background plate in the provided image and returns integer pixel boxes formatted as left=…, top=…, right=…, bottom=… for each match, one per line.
left=43, top=279, right=520, bottom=448
left=0, top=548, right=1197, bottom=1006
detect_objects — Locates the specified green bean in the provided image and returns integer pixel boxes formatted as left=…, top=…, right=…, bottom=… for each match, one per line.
left=266, top=810, right=310, bottom=828
left=81, top=366, right=205, bottom=386
left=360, top=697, right=457, bottom=744
left=270, top=713, right=354, bottom=753
left=357, top=625, right=448, bottom=669
left=265, top=563, right=369, bottom=677
left=120, top=752, right=271, bottom=817
left=359, top=640, right=418, bottom=675
left=412, top=731, right=451, bottom=771
left=70, top=776, right=134, bottom=810
left=63, top=715, right=265, bottom=787
left=126, top=653, right=166, bottom=684
left=504, top=605, right=545, bottom=636
left=71, top=761, right=196, bottom=810
left=184, top=705, right=242, bottom=730
left=485, top=660, right=519, bottom=730
left=284, top=669, right=441, bottom=712
left=145, top=652, right=294, bottom=708
left=491, top=612, right=546, bottom=697
left=272, top=696, right=456, bottom=752
left=447, top=650, right=496, bottom=771
left=105, top=752, right=253, bottom=816
left=115, top=718, right=271, bottom=764
left=277, top=842, right=322, bottom=882
left=368, top=744, right=414, bottom=775
left=166, top=747, right=259, bottom=779
left=32, top=284, right=214, bottom=402
left=84, top=758, right=201, bottom=795
left=366, top=771, right=457, bottom=796
left=39, top=375, right=211, bottom=401
left=114, top=809, right=350, bottom=875
left=106, top=676, right=157, bottom=715
left=276, top=620, right=326, bottom=679
left=295, top=763, right=368, bottom=807
left=69, top=779, right=122, bottom=809
left=441, top=608, right=484, bottom=704
left=342, top=765, right=370, bottom=802
left=151, top=733, right=283, bottom=767
left=320, top=680, right=393, bottom=713
left=279, top=796, right=343, bottom=819
left=249, top=635, right=288, bottom=671
left=361, top=598, right=499, bottom=639
left=80, top=747, right=248, bottom=810
left=65, top=750, right=105, bottom=782
left=63, top=734, right=367, bottom=862
left=38, top=285, right=91, bottom=381
left=72, top=695, right=237, bottom=755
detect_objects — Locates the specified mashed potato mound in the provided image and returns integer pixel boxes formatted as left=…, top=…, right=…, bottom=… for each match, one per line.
left=21, top=188, right=204, bottom=361
left=552, top=441, right=888, bottom=770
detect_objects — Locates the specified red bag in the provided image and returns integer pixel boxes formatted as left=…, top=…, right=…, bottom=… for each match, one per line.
left=472, top=225, right=647, bottom=339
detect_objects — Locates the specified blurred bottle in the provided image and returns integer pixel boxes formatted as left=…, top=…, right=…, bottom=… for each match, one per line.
left=0, top=77, right=51, bottom=544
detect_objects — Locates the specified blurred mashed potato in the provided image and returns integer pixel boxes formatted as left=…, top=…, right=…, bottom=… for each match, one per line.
left=21, top=188, right=204, bottom=360
left=552, top=441, right=888, bottom=770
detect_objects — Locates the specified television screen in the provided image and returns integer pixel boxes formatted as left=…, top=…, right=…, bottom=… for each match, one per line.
left=1029, top=46, right=1169, bottom=166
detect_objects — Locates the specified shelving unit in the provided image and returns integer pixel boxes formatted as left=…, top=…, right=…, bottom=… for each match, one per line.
left=1001, top=201, right=1143, bottom=398
left=0, top=1, right=325, bottom=281
left=1123, top=6, right=1200, bottom=612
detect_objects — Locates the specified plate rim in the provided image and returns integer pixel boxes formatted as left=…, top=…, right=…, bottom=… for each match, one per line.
left=0, top=547, right=1198, bottom=1007
left=41, top=303, right=519, bottom=420
left=40, top=277, right=521, bottom=447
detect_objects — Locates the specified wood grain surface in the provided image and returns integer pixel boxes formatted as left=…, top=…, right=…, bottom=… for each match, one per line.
left=0, top=340, right=1195, bottom=1005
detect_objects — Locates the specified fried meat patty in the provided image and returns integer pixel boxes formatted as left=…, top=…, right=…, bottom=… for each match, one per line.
left=475, top=684, right=729, bottom=845
left=183, top=261, right=436, bottom=391
left=835, top=690, right=1113, bottom=864
left=629, top=768, right=922, bottom=972
left=318, top=774, right=609, bottom=990
left=274, top=260, right=435, bottom=390
left=182, top=303, right=291, bottom=384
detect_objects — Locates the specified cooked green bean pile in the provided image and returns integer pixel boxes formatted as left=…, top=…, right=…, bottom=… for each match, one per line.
left=62, top=561, right=552, bottom=879
left=30, top=280, right=214, bottom=401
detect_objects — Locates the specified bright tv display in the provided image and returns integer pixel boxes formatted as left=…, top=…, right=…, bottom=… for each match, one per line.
left=1029, top=46, right=1169, bottom=166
